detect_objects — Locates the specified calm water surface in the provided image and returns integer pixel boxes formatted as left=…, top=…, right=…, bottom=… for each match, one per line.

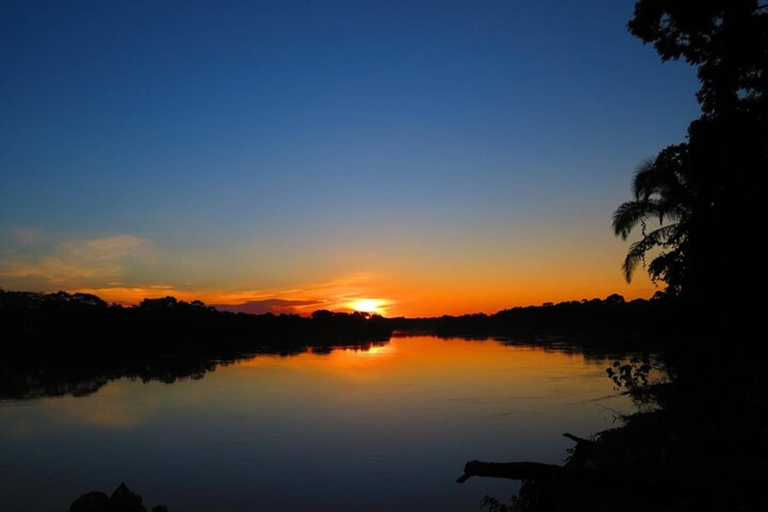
left=0, top=335, right=635, bottom=511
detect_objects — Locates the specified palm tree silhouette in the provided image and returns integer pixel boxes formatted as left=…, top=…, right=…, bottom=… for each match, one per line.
left=612, top=144, right=694, bottom=294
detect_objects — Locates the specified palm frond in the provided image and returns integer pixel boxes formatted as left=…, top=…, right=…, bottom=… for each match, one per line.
left=621, top=224, right=680, bottom=282
left=612, top=200, right=672, bottom=240
left=616, top=146, right=695, bottom=288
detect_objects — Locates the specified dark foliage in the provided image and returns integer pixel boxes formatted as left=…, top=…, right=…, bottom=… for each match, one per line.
left=614, top=0, right=767, bottom=321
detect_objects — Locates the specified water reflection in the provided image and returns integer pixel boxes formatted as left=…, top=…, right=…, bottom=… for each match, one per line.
left=0, top=336, right=639, bottom=512
left=0, top=340, right=389, bottom=401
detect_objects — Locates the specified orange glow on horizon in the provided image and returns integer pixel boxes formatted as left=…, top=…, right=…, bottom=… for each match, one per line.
left=65, top=266, right=657, bottom=318
left=6, top=227, right=660, bottom=318
left=69, top=282, right=655, bottom=318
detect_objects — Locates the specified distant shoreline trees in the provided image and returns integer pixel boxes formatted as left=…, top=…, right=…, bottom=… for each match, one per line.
left=0, top=287, right=676, bottom=350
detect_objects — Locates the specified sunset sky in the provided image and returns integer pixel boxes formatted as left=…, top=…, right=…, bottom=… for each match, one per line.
left=0, top=0, right=700, bottom=317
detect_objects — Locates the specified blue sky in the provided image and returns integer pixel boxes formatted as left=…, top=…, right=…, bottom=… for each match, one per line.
left=0, top=0, right=700, bottom=315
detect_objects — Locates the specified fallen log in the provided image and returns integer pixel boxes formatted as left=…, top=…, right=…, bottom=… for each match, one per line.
left=456, top=459, right=621, bottom=484
left=457, top=433, right=599, bottom=483
left=456, top=460, right=563, bottom=483
left=562, top=432, right=594, bottom=445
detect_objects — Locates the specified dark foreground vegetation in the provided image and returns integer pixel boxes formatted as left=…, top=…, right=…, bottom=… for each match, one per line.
left=460, top=337, right=768, bottom=511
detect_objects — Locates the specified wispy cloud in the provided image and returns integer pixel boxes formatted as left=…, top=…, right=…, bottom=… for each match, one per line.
left=208, top=272, right=395, bottom=315
left=212, top=299, right=326, bottom=315
left=0, top=233, right=399, bottom=314
left=11, top=227, right=44, bottom=246
left=63, top=234, right=152, bottom=262
left=0, top=233, right=155, bottom=290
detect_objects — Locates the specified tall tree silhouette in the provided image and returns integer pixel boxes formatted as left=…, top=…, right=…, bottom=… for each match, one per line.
left=616, top=1, right=767, bottom=306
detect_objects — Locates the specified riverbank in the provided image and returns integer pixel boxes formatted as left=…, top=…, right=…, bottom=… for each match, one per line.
left=462, top=324, right=768, bottom=511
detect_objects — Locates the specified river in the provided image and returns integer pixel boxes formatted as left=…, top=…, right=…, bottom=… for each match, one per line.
left=0, top=334, right=637, bottom=511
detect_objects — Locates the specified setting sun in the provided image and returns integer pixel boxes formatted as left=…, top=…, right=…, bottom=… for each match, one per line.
left=348, top=298, right=388, bottom=315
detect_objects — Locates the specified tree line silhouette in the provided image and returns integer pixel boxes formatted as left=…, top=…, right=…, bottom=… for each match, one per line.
left=0, top=288, right=393, bottom=357
left=401, top=293, right=678, bottom=346
left=1, top=288, right=679, bottom=355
